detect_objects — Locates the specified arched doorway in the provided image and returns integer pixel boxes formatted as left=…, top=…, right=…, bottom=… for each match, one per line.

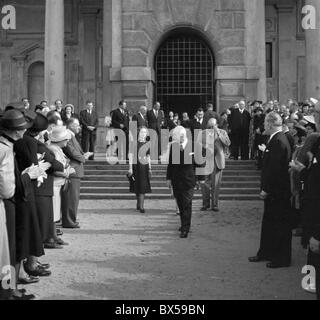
left=155, top=29, right=215, bottom=118
left=28, top=61, right=44, bottom=107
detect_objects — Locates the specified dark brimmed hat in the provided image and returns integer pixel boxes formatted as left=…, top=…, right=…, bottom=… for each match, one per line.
left=5, top=101, right=25, bottom=112
left=29, top=113, right=49, bottom=132
left=0, top=109, right=33, bottom=131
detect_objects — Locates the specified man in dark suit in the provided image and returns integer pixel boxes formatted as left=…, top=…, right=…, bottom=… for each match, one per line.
left=132, top=106, right=148, bottom=129
left=111, top=100, right=130, bottom=160
left=147, top=102, right=165, bottom=160
left=62, top=118, right=87, bottom=229
left=249, top=112, right=292, bottom=268
left=228, top=100, right=251, bottom=160
left=167, top=126, right=196, bottom=238
left=80, top=101, right=98, bottom=160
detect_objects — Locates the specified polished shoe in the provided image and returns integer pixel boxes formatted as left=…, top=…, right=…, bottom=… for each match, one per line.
left=180, top=232, right=188, bottom=239
left=136, top=205, right=141, bottom=211
left=200, top=206, right=209, bottom=212
left=24, top=265, right=52, bottom=277
left=44, top=241, right=63, bottom=249
left=56, top=229, right=63, bottom=236
left=55, top=238, right=69, bottom=246
left=140, top=209, right=145, bottom=214
left=11, top=293, right=35, bottom=300
left=248, top=256, right=267, bottom=263
left=266, top=262, right=290, bottom=269
left=63, top=222, right=80, bottom=229
left=212, top=207, right=220, bottom=212
left=18, top=275, right=40, bottom=285
left=37, top=262, right=50, bottom=270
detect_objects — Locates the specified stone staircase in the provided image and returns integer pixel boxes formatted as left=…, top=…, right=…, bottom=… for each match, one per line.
left=80, top=159, right=261, bottom=201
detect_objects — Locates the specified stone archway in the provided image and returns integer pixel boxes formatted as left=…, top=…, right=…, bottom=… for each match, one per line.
left=28, top=61, right=44, bottom=107
left=154, top=28, right=215, bottom=117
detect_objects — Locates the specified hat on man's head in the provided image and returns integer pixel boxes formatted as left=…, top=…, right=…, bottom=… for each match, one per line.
left=48, top=125, right=71, bottom=143
left=5, top=102, right=25, bottom=112
left=0, top=109, right=33, bottom=131
left=30, top=113, right=49, bottom=132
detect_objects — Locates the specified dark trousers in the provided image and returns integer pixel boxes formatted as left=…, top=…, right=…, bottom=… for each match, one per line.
left=81, top=130, right=96, bottom=160
left=257, top=197, right=292, bottom=265
left=307, top=250, right=320, bottom=300
left=232, top=131, right=249, bottom=160
left=173, top=188, right=194, bottom=233
left=61, top=178, right=81, bottom=227
left=4, top=199, right=16, bottom=266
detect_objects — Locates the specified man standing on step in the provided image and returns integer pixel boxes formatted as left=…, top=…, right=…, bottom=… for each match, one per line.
left=197, top=118, right=230, bottom=212
left=228, top=100, right=251, bottom=160
left=80, top=101, right=98, bottom=161
left=112, top=101, right=130, bottom=161
left=249, top=112, right=292, bottom=269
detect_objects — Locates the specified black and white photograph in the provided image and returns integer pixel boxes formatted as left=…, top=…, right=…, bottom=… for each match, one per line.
left=0, top=0, right=320, bottom=308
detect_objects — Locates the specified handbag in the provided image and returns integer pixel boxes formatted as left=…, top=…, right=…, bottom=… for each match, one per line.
left=126, top=172, right=135, bottom=183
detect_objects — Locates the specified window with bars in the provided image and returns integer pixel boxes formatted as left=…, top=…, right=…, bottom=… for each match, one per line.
left=155, top=35, right=214, bottom=98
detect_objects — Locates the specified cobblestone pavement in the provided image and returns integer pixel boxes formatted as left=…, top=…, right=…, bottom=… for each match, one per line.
left=26, top=200, right=313, bottom=300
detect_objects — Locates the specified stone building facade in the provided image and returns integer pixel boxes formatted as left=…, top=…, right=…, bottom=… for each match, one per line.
left=0, top=0, right=318, bottom=150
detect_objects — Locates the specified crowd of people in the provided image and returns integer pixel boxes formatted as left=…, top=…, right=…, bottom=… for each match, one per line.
left=1, top=96, right=320, bottom=300
left=106, top=98, right=320, bottom=299
left=0, top=99, right=93, bottom=300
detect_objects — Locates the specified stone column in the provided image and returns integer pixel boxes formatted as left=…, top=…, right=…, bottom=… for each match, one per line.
left=276, top=2, right=295, bottom=102
left=110, top=0, right=123, bottom=108
left=44, top=0, right=64, bottom=104
left=244, top=0, right=267, bottom=102
left=305, top=0, right=320, bottom=99
left=12, top=55, right=27, bottom=101
left=79, top=8, right=98, bottom=108
left=103, top=0, right=113, bottom=115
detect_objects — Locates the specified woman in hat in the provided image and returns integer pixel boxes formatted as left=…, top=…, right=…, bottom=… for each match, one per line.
left=48, top=126, right=75, bottom=232
left=25, top=113, right=66, bottom=249
left=61, top=104, right=79, bottom=125
left=13, top=114, right=53, bottom=279
left=1, top=109, right=50, bottom=298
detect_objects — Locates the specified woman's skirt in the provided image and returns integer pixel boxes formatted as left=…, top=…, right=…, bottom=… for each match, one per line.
left=36, top=196, right=54, bottom=241
left=15, top=199, right=44, bottom=261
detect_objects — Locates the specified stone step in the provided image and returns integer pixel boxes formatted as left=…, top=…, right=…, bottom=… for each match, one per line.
left=82, top=175, right=261, bottom=182
left=80, top=187, right=260, bottom=195
left=81, top=181, right=261, bottom=188
left=84, top=170, right=260, bottom=176
left=85, top=160, right=257, bottom=166
left=80, top=193, right=260, bottom=201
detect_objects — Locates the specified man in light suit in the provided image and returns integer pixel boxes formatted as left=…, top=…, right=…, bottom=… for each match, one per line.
left=132, top=106, right=148, bottom=129
left=198, top=118, right=231, bottom=212
left=62, top=118, right=87, bottom=229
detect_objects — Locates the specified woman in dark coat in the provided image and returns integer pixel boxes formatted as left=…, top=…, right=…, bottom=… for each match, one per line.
left=25, top=113, right=65, bottom=248
left=14, top=127, right=51, bottom=278
left=128, top=127, right=152, bottom=213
